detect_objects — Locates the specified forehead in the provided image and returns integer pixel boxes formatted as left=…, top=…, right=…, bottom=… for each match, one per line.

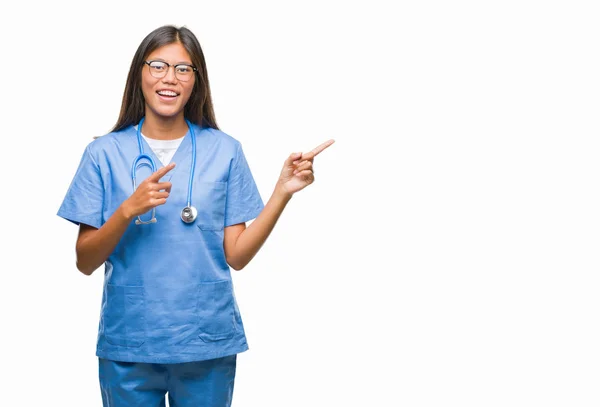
left=147, top=42, right=192, bottom=63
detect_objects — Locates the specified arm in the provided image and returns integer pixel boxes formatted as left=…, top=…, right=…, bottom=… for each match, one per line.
left=75, top=163, right=176, bottom=275
left=223, top=185, right=291, bottom=271
left=76, top=209, right=133, bottom=275
left=224, top=140, right=335, bottom=270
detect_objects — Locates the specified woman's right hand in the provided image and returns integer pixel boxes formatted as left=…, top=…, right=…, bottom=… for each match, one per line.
left=122, top=162, right=176, bottom=219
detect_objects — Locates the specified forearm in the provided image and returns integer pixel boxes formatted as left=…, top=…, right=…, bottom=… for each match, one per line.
left=227, top=185, right=292, bottom=270
left=76, top=206, right=134, bottom=275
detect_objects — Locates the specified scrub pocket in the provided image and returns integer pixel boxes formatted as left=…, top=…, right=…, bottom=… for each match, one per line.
left=195, top=181, right=227, bottom=253
left=197, top=280, right=237, bottom=342
left=103, top=284, right=145, bottom=347
left=194, top=181, right=226, bottom=231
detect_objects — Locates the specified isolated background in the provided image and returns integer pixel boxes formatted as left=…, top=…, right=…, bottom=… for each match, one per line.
left=2, top=0, right=599, bottom=406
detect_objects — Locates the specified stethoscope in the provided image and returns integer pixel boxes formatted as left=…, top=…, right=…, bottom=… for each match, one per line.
left=132, top=117, right=197, bottom=225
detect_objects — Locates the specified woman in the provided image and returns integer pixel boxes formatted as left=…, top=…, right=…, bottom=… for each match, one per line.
left=57, top=24, right=333, bottom=406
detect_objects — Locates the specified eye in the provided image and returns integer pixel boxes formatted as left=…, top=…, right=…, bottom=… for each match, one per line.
left=176, top=65, right=192, bottom=74
left=149, top=61, right=167, bottom=71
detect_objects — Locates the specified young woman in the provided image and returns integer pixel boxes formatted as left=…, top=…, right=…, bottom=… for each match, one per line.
left=57, top=24, right=333, bottom=406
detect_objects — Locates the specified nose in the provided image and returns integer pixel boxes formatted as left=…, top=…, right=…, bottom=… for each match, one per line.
left=162, top=65, right=178, bottom=83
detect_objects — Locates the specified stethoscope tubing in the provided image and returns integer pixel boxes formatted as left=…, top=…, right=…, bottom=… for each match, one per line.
left=132, top=117, right=197, bottom=223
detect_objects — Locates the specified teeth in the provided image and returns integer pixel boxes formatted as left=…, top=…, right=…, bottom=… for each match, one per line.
left=158, top=90, right=177, bottom=96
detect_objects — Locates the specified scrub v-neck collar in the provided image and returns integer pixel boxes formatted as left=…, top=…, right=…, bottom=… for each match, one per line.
left=134, top=125, right=193, bottom=181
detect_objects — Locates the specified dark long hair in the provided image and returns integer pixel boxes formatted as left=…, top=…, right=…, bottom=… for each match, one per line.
left=111, top=25, right=219, bottom=132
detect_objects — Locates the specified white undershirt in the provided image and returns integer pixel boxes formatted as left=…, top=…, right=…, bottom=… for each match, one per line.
left=142, top=135, right=184, bottom=166
left=134, top=125, right=185, bottom=166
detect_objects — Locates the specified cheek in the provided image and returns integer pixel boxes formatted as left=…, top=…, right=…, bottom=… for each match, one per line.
left=141, top=78, right=154, bottom=100
left=181, top=83, right=195, bottom=103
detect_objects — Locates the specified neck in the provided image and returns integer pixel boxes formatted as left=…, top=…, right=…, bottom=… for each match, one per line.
left=141, top=113, right=189, bottom=140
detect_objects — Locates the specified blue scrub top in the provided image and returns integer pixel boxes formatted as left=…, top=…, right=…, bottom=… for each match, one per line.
left=57, top=124, right=264, bottom=363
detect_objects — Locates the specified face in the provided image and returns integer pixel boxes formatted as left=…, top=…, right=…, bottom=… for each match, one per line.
left=141, top=42, right=196, bottom=121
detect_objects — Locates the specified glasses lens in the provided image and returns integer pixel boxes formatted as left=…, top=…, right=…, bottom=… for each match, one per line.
left=146, top=61, right=195, bottom=81
left=175, top=65, right=194, bottom=81
left=148, top=61, right=168, bottom=78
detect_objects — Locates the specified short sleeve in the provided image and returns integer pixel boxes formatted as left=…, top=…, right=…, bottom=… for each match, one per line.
left=57, top=146, right=104, bottom=229
left=224, top=143, right=264, bottom=227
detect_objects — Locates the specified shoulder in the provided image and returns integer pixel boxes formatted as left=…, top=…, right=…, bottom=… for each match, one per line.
left=199, top=126, right=240, bottom=145
left=196, top=126, right=243, bottom=154
left=86, top=126, right=136, bottom=159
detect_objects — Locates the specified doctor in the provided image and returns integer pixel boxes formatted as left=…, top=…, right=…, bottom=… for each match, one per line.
left=57, top=24, right=334, bottom=407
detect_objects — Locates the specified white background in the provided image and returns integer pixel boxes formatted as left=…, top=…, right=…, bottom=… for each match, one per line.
left=2, top=1, right=600, bottom=406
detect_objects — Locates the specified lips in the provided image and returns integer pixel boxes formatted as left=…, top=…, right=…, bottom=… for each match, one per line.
left=157, top=89, right=179, bottom=97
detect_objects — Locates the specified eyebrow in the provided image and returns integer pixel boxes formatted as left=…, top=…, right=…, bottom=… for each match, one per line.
left=148, top=58, right=193, bottom=65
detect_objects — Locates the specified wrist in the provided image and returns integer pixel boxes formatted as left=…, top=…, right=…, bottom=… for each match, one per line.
left=118, top=202, right=135, bottom=221
left=274, top=183, right=293, bottom=202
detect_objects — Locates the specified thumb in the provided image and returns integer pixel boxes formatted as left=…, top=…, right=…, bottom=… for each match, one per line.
left=285, top=152, right=303, bottom=166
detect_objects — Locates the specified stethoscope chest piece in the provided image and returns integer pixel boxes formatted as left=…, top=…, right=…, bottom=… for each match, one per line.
left=181, top=206, right=198, bottom=223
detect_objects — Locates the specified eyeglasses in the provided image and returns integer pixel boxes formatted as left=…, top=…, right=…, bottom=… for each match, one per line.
left=144, top=60, right=197, bottom=82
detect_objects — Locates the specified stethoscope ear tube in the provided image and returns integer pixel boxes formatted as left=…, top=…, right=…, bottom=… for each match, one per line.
left=135, top=215, right=157, bottom=225
left=132, top=151, right=158, bottom=225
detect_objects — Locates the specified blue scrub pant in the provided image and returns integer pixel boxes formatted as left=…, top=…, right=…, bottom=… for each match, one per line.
left=98, top=355, right=236, bottom=407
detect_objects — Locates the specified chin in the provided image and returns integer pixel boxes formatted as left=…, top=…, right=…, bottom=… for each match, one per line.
left=151, top=107, right=183, bottom=119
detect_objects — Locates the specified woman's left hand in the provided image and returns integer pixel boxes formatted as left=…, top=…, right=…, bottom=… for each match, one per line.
left=278, top=139, right=335, bottom=195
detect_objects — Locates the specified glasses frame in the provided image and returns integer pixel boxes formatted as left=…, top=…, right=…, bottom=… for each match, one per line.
left=144, top=60, right=198, bottom=81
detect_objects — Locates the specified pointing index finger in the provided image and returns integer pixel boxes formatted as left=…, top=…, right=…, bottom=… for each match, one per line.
left=311, top=139, right=335, bottom=157
left=150, top=162, right=176, bottom=181
left=298, top=139, right=335, bottom=162
left=294, top=139, right=335, bottom=164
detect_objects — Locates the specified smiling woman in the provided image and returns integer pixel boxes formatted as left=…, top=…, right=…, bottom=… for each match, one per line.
left=140, top=43, right=197, bottom=126
left=56, top=24, right=334, bottom=407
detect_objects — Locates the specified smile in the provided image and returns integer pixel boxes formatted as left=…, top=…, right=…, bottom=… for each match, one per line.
left=157, top=90, right=179, bottom=97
